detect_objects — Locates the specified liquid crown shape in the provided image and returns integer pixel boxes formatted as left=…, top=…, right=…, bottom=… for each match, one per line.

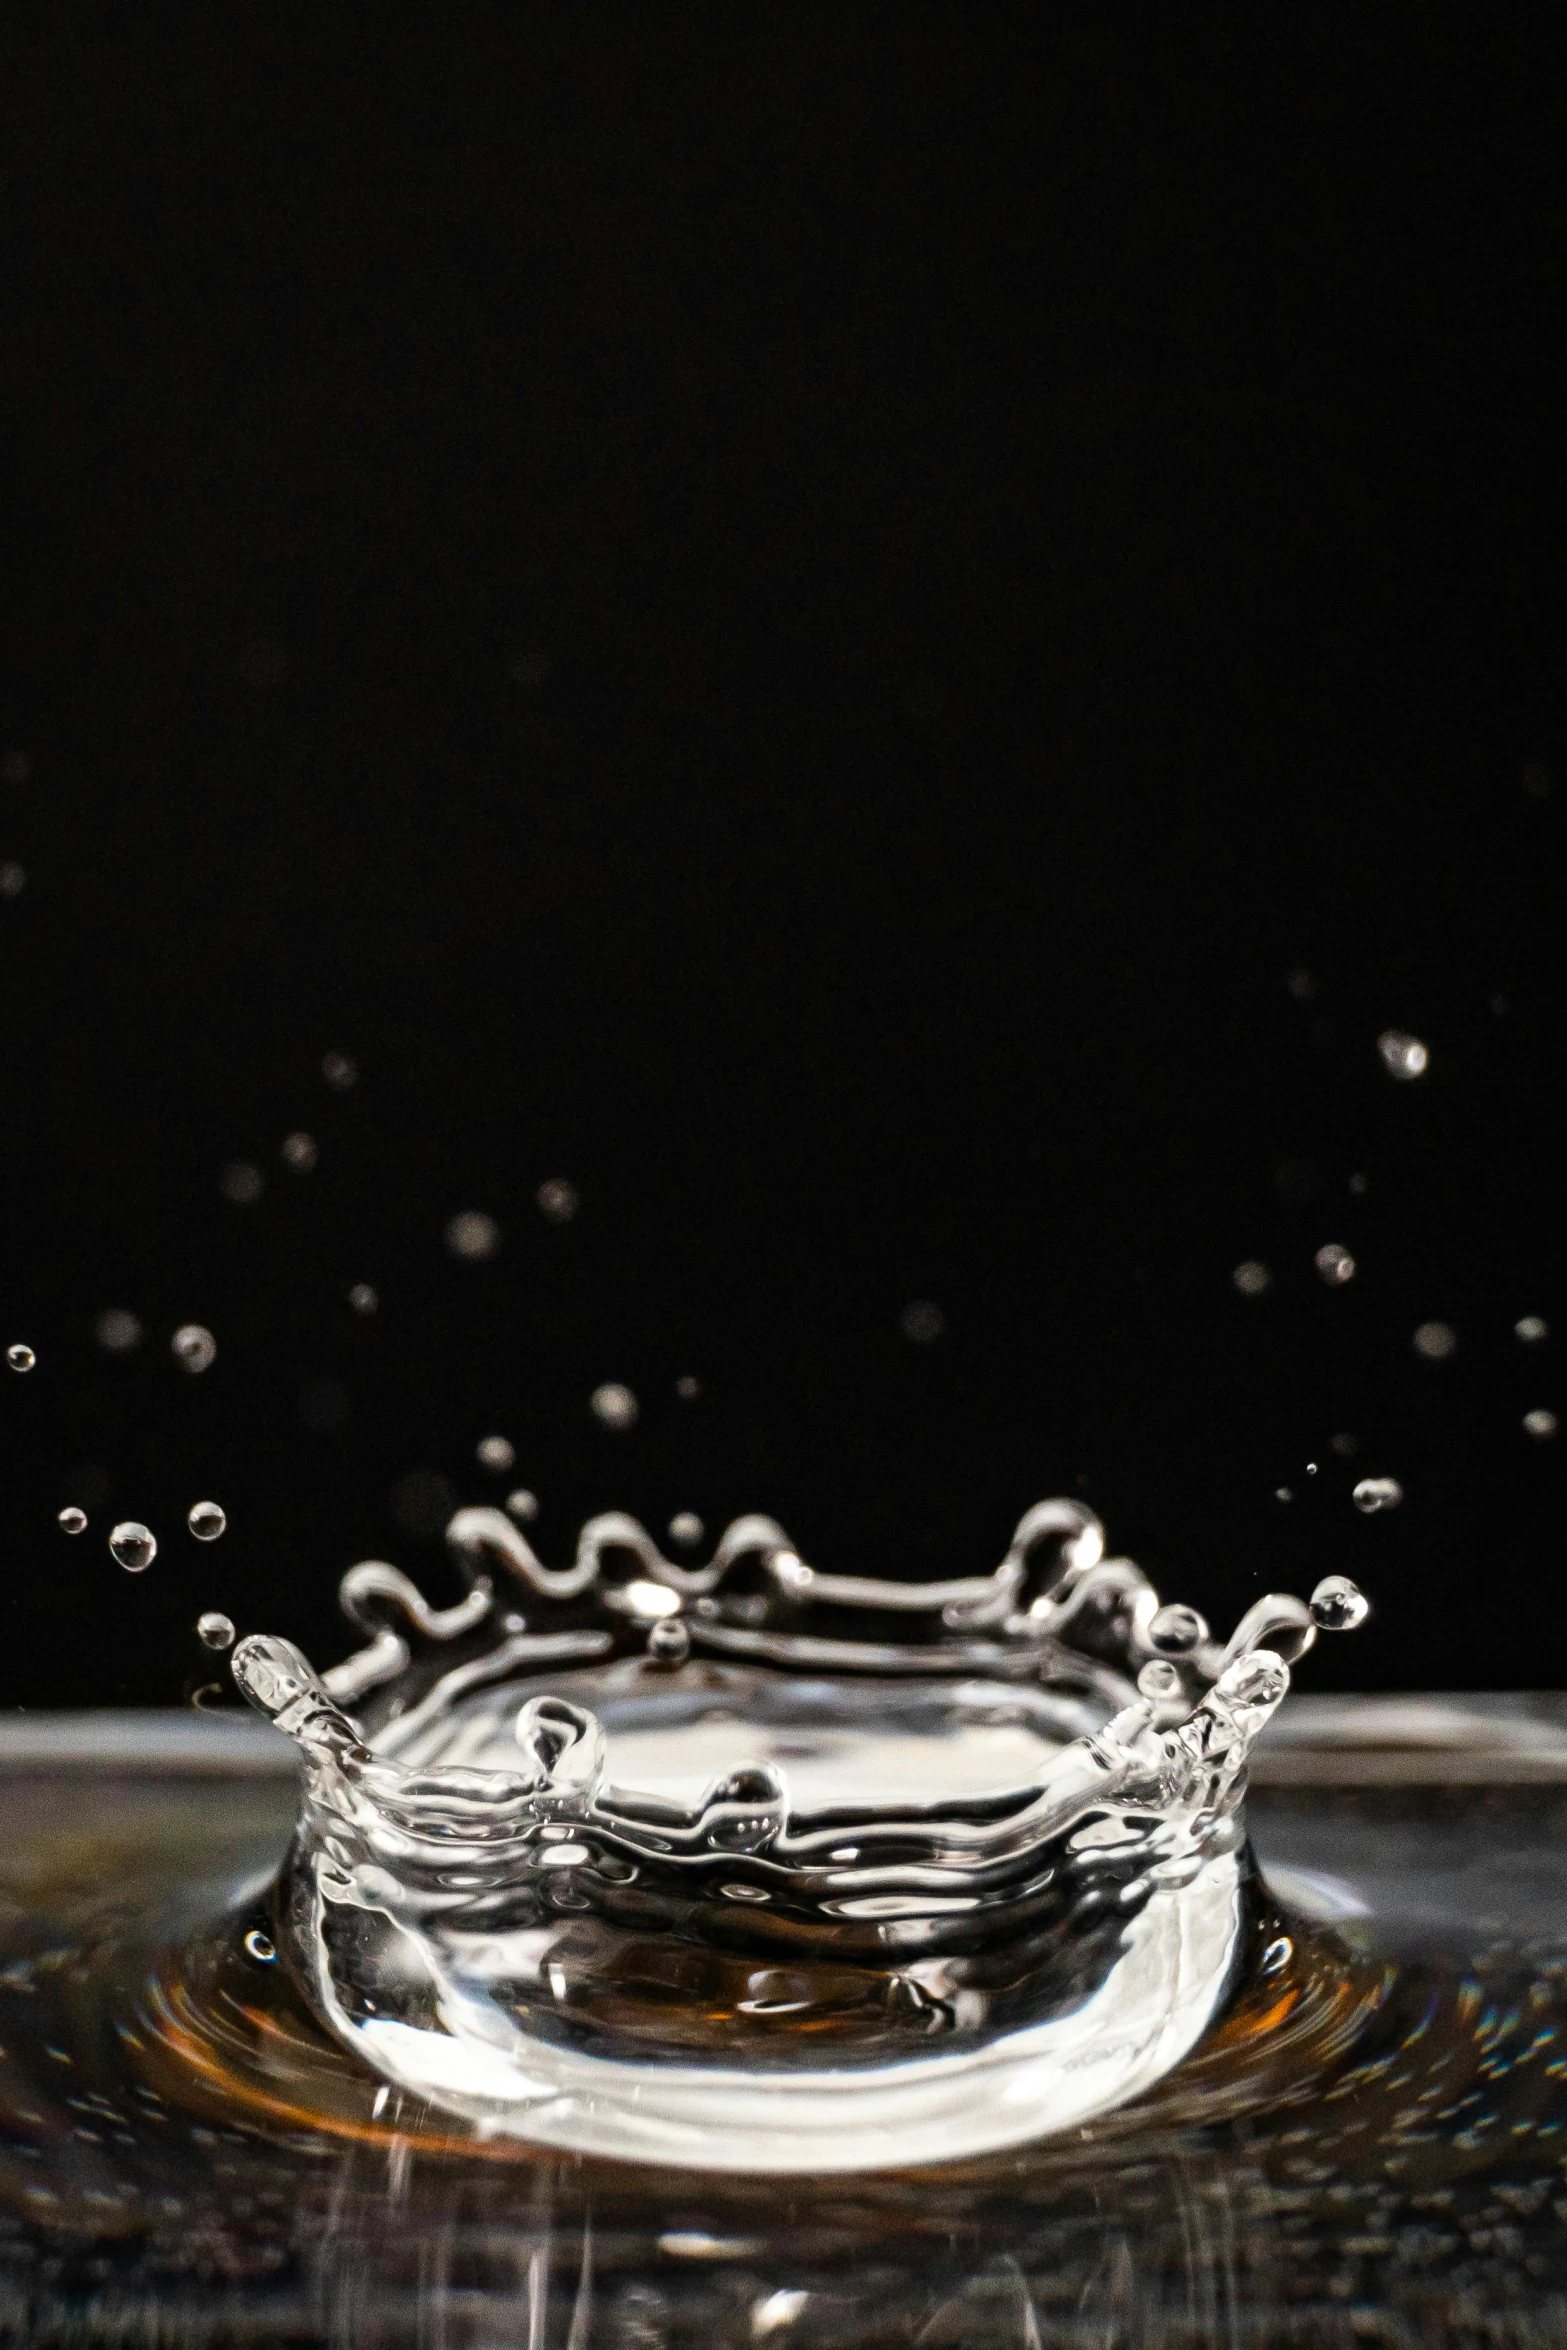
left=232, top=1499, right=1365, bottom=2172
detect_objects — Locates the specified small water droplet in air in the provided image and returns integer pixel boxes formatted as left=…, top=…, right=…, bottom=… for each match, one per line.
left=1261, top=1936, right=1293, bottom=1974
left=1413, top=1320, right=1457, bottom=1361
left=243, top=1930, right=276, bottom=1963
left=1315, top=1243, right=1356, bottom=1287
left=110, top=1521, right=157, bottom=1572
left=668, top=1511, right=704, bottom=1548
left=281, top=1131, right=317, bottom=1173
left=171, top=1323, right=217, bottom=1374
left=590, top=1382, right=639, bottom=1431
left=348, top=1282, right=378, bottom=1314
left=197, top=1611, right=235, bottom=1650
left=95, top=1307, right=143, bottom=1352
left=1275, top=1486, right=1294, bottom=1503
left=676, top=1375, right=702, bottom=1399
left=646, top=1617, right=691, bottom=1665
left=219, top=1159, right=265, bottom=1205
left=1310, top=1575, right=1370, bottom=1630
left=476, top=1434, right=515, bottom=1472
left=1516, top=1316, right=1549, bottom=1344
left=57, top=1507, right=87, bottom=1536
left=0, top=860, right=27, bottom=899
left=1353, top=1476, right=1403, bottom=1515
left=506, top=1488, right=539, bottom=1522
left=1286, top=967, right=1317, bottom=1001
left=445, top=1210, right=500, bottom=1261
left=1305, top=1460, right=1318, bottom=1475
left=1232, top=1261, right=1272, bottom=1297
left=321, top=1050, right=358, bottom=1091
left=187, top=1501, right=226, bottom=1541
left=898, top=1299, right=945, bottom=1343
left=1524, top=1409, right=1558, bottom=1442
left=6, top=1342, right=35, bottom=1373
left=1328, top=1430, right=1358, bottom=1458
left=537, top=1178, right=579, bottom=1224
left=1348, top=1172, right=1369, bottom=1195
left=1137, top=1658, right=1182, bottom=1700
left=1377, top=1029, right=1429, bottom=1080
left=1148, top=1603, right=1207, bottom=1654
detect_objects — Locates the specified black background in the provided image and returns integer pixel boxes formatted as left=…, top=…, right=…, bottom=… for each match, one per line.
left=0, top=10, right=1560, bottom=1707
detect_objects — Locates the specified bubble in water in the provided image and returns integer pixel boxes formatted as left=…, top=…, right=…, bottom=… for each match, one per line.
left=219, top=1160, right=265, bottom=1205
left=57, top=1506, right=87, bottom=1536
left=590, top=1382, right=639, bottom=1431
left=94, top=1307, right=143, bottom=1352
left=506, top=1488, right=539, bottom=1522
left=348, top=1282, right=378, bottom=1314
left=110, top=1521, right=157, bottom=1572
left=476, top=1434, right=515, bottom=1472
left=6, top=1343, right=35, bottom=1373
left=1516, top=1316, right=1549, bottom=1344
left=537, top=1178, right=579, bottom=1224
left=646, top=1617, right=691, bottom=1665
left=0, top=860, right=26, bottom=899
left=1315, top=1243, right=1356, bottom=1287
left=187, top=1500, right=227, bottom=1541
left=1524, top=1409, right=1558, bottom=1442
left=197, top=1611, right=235, bottom=1650
left=1377, top=1029, right=1429, bottom=1080
left=1137, top=1658, right=1183, bottom=1700
left=243, top=1930, right=276, bottom=1963
left=1413, top=1320, right=1457, bottom=1361
left=446, top=1210, right=500, bottom=1262
left=321, top=1050, right=358, bottom=1091
left=676, top=1375, right=702, bottom=1399
left=281, top=1131, right=318, bottom=1173
left=1232, top=1260, right=1271, bottom=1297
left=172, top=1323, right=217, bottom=1374
left=898, top=1299, right=945, bottom=1343
left=668, top=1511, right=704, bottom=1548
left=1353, top=1476, right=1403, bottom=1515
left=1310, top=1575, right=1369, bottom=1631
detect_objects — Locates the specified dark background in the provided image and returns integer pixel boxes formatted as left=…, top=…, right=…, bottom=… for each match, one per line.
left=0, top=9, right=1560, bottom=1706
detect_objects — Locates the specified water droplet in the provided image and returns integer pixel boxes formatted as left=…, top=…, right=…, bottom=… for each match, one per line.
left=1315, top=1243, right=1356, bottom=1286
left=187, top=1501, right=227, bottom=1542
left=1353, top=1476, right=1403, bottom=1515
left=668, top=1511, right=704, bottom=1548
left=94, top=1307, right=143, bottom=1352
left=1348, top=1171, right=1369, bottom=1195
left=898, top=1299, right=945, bottom=1343
left=1305, top=1460, right=1318, bottom=1476
left=171, top=1323, right=217, bottom=1374
left=445, top=1210, right=500, bottom=1261
left=646, top=1617, right=691, bottom=1665
left=476, top=1434, right=515, bottom=1473
left=1516, top=1315, right=1549, bottom=1344
left=6, top=1343, right=35, bottom=1373
left=281, top=1131, right=318, bottom=1173
left=109, top=1521, right=157, bottom=1572
left=1275, top=1486, right=1293, bottom=1502
left=1137, top=1658, right=1182, bottom=1700
left=219, top=1160, right=265, bottom=1205
left=1413, top=1320, right=1457, bottom=1361
left=537, top=1178, right=579, bottom=1224
left=590, top=1382, right=639, bottom=1431
left=348, top=1282, right=378, bottom=1314
left=1217, top=1651, right=1290, bottom=1710
left=1524, top=1409, right=1558, bottom=1442
left=0, top=859, right=28, bottom=901
left=1261, top=1936, right=1293, bottom=1974
left=57, top=1507, right=87, bottom=1536
left=1377, top=1029, right=1429, bottom=1080
left=505, top=1488, right=539, bottom=1522
left=321, top=1050, right=358, bottom=1091
left=243, top=1930, right=276, bottom=1963
left=197, top=1611, right=235, bottom=1650
left=1232, top=1260, right=1271, bottom=1297
left=1310, top=1575, right=1369, bottom=1631
left=1148, top=1603, right=1207, bottom=1655
left=675, top=1375, right=702, bottom=1399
